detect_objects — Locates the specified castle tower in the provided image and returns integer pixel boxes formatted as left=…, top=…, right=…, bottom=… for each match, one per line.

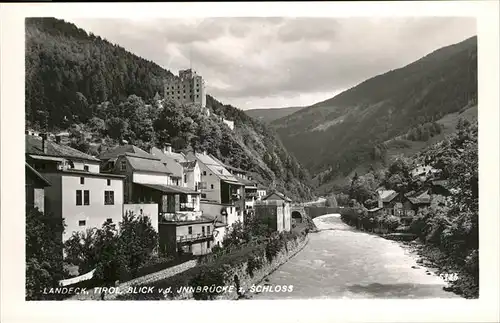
left=164, top=68, right=206, bottom=108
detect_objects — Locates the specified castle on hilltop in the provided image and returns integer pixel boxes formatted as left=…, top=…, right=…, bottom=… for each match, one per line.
left=164, top=68, right=207, bottom=108
left=164, top=68, right=235, bottom=131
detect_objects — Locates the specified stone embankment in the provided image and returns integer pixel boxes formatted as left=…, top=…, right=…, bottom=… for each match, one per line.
left=168, top=234, right=310, bottom=300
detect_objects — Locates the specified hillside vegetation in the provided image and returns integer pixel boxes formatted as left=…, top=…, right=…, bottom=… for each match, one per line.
left=271, top=36, right=478, bottom=191
left=25, top=17, right=313, bottom=201
left=245, top=106, right=305, bottom=123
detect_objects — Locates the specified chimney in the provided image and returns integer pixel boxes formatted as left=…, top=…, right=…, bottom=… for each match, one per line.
left=163, top=143, right=172, bottom=154
left=40, top=133, right=48, bottom=154
left=203, top=150, right=207, bottom=156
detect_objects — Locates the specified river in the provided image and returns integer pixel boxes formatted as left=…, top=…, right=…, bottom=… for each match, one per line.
left=250, top=214, right=459, bottom=299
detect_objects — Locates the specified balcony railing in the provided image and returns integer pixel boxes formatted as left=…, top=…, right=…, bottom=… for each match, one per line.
left=176, top=233, right=214, bottom=243
left=180, top=202, right=196, bottom=211
left=160, top=211, right=203, bottom=222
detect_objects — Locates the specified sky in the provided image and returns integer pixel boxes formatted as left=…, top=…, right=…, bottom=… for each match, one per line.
left=56, top=17, right=476, bottom=111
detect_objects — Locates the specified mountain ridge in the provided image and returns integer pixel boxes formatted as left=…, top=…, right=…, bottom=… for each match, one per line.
left=270, top=35, right=477, bottom=190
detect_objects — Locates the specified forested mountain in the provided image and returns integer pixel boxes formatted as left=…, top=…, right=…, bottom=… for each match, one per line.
left=25, top=18, right=313, bottom=201
left=245, top=106, right=305, bottom=123
left=271, top=36, right=478, bottom=191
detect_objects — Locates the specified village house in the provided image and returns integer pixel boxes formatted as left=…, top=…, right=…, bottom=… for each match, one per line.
left=212, top=159, right=259, bottom=212
left=99, top=144, right=202, bottom=222
left=25, top=162, right=51, bottom=213
left=159, top=219, right=215, bottom=257
left=26, top=134, right=125, bottom=243
left=183, top=151, right=248, bottom=242
left=254, top=191, right=292, bottom=232
left=100, top=144, right=215, bottom=256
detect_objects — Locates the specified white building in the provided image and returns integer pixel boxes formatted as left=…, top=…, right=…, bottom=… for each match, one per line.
left=26, top=135, right=125, bottom=243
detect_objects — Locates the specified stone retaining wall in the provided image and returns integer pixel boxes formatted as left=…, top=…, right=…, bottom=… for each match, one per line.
left=165, top=234, right=309, bottom=300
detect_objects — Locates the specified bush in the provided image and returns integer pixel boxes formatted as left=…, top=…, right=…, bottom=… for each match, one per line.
left=26, top=208, right=66, bottom=300
left=64, top=211, right=158, bottom=285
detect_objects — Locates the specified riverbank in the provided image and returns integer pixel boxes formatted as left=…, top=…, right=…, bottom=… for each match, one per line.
left=115, top=230, right=310, bottom=300
left=339, top=212, right=477, bottom=299
left=399, top=239, right=478, bottom=298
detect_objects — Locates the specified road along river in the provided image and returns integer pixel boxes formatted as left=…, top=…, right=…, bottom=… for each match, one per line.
left=249, top=214, right=459, bottom=299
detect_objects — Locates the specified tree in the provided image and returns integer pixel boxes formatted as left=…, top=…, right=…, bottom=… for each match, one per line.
left=118, top=211, right=159, bottom=277
left=26, top=208, right=66, bottom=300
left=106, top=117, right=129, bottom=140
left=87, top=117, right=106, bottom=134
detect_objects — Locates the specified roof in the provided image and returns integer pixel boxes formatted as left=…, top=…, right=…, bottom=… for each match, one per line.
left=189, top=152, right=245, bottom=186
left=200, top=214, right=227, bottom=227
left=136, top=183, right=201, bottom=195
left=26, top=135, right=99, bottom=162
left=405, top=190, right=431, bottom=205
left=100, top=145, right=158, bottom=161
left=126, top=155, right=172, bottom=174
left=151, top=147, right=187, bottom=163
left=150, top=147, right=185, bottom=177
left=57, top=169, right=126, bottom=179
left=262, top=191, right=292, bottom=202
left=180, top=160, right=197, bottom=170
left=378, top=190, right=399, bottom=203
left=25, top=163, right=51, bottom=186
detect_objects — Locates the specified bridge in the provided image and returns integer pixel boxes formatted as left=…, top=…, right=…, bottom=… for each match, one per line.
left=291, top=203, right=345, bottom=222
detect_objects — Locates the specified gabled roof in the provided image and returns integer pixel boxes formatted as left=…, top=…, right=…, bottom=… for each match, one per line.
left=405, top=190, right=431, bottom=205
left=262, top=191, right=292, bottom=202
left=180, top=160, right=197, bottom=171
left=100, top=145, right=157, bottom=161
left=189, top=152, right=245, bottom=185
left=150, top=147, right=185, bottom=177
left=151, top=147, right=187, bottom=163
left=126, top=155, right=172, bottom=174
left=26, top=135, right=99, bottom=162
left=25, top=163, right=51, bottom=186
left=378, top=190, right=399, bottom=203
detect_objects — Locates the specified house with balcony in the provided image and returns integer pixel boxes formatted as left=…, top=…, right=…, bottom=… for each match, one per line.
left=158, top=218, right=215, bottom=257
left=185, top=151, right=247, bottom=235
left=26, top=134, right=125, bottom=243
left=211, top=158, right=259, bottom=213
left=99, top=144, right=202, bottom=223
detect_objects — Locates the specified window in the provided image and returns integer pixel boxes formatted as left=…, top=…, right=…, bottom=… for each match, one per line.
left=211, top=184, right=214, bottom=189
left=76, top=190, right=82, bottom=205
left=188, top=226, right=193, bottom=234
left=207, top=226, right=211, bottom=235
left=84, top=165, right=89, bottom=172
left=202, top=193, right=207, bottom=198
left=203, top=171, right=206, bottom=176
left=78, top=220, right=86, bottom=226
left=120, top=160, right=126, bottom=171
left=104, top=191, right=114, bottom=205
left=202, top=226, right=205, bottom=236
left=107, top=179, right=111, bottom=186
left=207, top=240, right=211, bottom=248
left=84, top=190, right=90, bottom=205
left=80, top=177, right=85, bottom=184
left=184, top=174, right=187, bottom=183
